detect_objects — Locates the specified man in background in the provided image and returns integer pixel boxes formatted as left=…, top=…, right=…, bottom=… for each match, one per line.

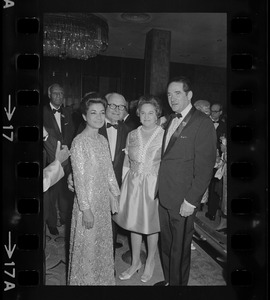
left=43, top=83, right=75, bottom=235
left=117, top=96, right=140, bottom=131
left=205, top=102, right=226, bottom=221
left=194, top=99, right=211, bottom=116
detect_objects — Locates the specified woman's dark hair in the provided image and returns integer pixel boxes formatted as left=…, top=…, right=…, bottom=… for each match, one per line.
left=80, top=92, right=107, bottom=115
left=136, top=94, right=162, bottom=118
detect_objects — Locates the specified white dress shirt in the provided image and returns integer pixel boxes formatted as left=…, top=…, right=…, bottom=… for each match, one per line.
left=164, top=103, right=192, bottom=150
left=106, top=119, right=118, bottom=161
left=210, top=116, right=220, bottom=129
left=50, top=102, right=62, bottom=132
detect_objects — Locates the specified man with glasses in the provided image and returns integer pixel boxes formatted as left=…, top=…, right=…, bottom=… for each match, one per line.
left=103, top=93, right=130, bottom=255
left=205, top=102, right=226, bottom=221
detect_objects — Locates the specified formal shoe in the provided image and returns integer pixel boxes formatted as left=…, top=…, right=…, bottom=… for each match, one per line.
left=48, top=226, right=59, bottom=235
left=205, top=212, right=215, bottom=221
left=216, top=256, right=226, bottom=263
left=115, top=242, right=123, bottom=249
left=198, top=234, right=207, bottom=241
left=154, top=280, right=169, bottom=286
left=119, top=262, right=142, bottom=280
left=141, top=262, right=155, bottom=283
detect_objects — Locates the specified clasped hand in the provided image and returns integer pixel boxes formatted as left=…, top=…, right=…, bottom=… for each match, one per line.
left=109, top=191, right=119, bottom=214
left=179, top=201, right=195, bottom=217
left=55, top=141, right=70, bottom=164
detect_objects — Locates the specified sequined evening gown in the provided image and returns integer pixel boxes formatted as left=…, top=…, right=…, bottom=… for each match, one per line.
left=68, top=132, right=120, bottom=285
left=113, top=125, right=164, bottom=234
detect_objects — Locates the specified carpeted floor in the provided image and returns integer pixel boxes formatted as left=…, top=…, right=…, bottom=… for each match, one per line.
left=45, top=223, right=226, bottom=286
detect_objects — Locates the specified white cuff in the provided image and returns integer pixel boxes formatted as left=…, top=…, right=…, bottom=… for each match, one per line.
left=184, top=199, right=196, bottom=208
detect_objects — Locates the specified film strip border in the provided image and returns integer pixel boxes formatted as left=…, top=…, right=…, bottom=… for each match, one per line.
left=1, top=1, right=267, bottom=299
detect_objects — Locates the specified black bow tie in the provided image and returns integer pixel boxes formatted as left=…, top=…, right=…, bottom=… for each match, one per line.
left=213, top=120, right=219, bottom=124
left=52, top=107, right=62, bottom=114
left=171, top=113, right=182, bottom=119
left=107, top=123, right=118, bottom=129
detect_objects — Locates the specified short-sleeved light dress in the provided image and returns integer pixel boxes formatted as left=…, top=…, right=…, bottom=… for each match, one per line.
left=68, top=131, right=120, bottom=285
left=113, top=125, right=164, bottom=234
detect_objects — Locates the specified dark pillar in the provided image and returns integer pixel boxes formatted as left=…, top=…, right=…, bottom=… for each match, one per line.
left=144, top=29, right=171, bottom=97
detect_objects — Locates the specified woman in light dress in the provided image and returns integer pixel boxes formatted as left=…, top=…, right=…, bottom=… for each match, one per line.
left=68, top=93, right=120, bottom=285
left=113, top=95, right=164, bottom=283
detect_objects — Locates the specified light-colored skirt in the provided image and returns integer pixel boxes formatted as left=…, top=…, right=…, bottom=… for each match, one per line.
left=113, top=170, right=160, bottom=234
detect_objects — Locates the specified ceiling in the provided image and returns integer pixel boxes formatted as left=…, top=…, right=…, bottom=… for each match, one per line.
left=96, top=13, right=227, bottom=68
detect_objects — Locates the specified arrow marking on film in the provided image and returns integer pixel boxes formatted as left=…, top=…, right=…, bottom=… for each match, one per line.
left=4, top=95, right=16, bottom=121
left=4, top=232, right=16, bottom=259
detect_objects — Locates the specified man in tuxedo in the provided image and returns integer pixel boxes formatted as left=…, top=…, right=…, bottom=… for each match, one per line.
left=43, top=83, right=75, bottom=235
left=155, top=76, right=217, bottom=286
left=103, top=93, right=130, bottom=255
left=118, top=98, right=140, bottom=131
left=210, top=102, right=226, bottom=144
left=205, top=102, right=227, bottom=221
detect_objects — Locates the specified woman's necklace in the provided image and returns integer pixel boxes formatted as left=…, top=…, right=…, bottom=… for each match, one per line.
left=138, top=125, right=160, bottom=163
left=141, top=124, right=158, bottom=132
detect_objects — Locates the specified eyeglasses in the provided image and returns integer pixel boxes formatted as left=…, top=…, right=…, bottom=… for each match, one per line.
left=108, top=104, right=126, bottom=111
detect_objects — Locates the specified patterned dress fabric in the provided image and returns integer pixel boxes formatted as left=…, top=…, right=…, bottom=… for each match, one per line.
left=113, top=125, right=164, bottom=234
left=68, top=132, right=120, bottom=285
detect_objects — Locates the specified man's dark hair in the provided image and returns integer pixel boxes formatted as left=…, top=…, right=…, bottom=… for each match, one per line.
left=167, top=76, right=192, bottom=93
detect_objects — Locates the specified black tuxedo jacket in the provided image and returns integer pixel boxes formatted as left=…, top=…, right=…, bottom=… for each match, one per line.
left=157, top=107, right=217, bottom=210
left=123, top=114, right=140, bottom=132
left=98, top=122, right=129, bottom=187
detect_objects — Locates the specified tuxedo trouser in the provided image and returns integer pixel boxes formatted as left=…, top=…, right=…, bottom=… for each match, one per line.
left=207, top=171, right=222, bottom=217
left=111, top=218, right=122, bottom=259
left=45, top=175, right=74, bottom=228
left=159, top=204, right=196, bottom=286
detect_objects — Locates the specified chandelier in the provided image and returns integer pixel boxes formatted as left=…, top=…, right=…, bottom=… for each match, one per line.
left=43, top=13, right=109, bottom=60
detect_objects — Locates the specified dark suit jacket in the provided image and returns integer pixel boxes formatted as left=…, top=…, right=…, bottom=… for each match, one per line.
left=98, top=122, right=129, bottom=187
left=157, top=107, right=217, bottom=210
left=214, top=119, right=226, bottom=155
left=123, top=114, right=140, bottom=132
left=43, top=103, right=75, bottom=172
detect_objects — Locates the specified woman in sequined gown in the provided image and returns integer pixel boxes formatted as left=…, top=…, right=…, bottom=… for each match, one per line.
left=113, top=95, right=164, bottom=283
left=68, top=93, right=120, bottom=285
